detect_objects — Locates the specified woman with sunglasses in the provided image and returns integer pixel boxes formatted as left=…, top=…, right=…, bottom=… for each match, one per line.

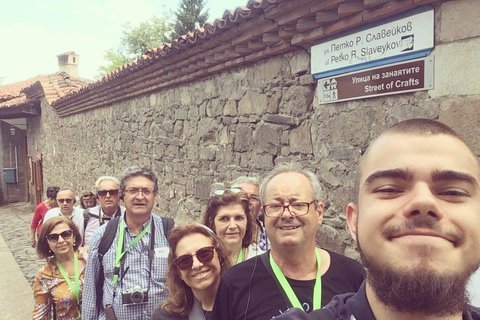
left=33, top=216, right=86, bottom=320
left=202, top=189, right=260, bottom=266
left=152, top=224, right=230, bottom=320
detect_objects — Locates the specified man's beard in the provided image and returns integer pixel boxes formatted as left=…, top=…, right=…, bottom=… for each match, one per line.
left=358, top=219, right=479, bottom=316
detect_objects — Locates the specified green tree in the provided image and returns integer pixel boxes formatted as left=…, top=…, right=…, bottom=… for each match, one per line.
left=170, top=0, right=209, bottom=39
left=97, top=15, right=172, bottom=78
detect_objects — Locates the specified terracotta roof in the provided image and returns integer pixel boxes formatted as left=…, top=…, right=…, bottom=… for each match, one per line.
left=0, top=73, right=91, bottom=109
left=52, top=0, right=443, bottom=116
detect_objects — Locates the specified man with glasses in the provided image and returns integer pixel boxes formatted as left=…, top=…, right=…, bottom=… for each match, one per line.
left=43, top=188, right=85, bottom=238
left=82, top=166, right=173, bottom=320
left=231, top=176, right=270, bottom=250
left=211, top=163, right=365, bottom=320
left=82, top=176, right=126, bottom=247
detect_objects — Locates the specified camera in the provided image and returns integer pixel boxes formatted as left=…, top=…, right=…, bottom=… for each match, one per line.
left=122, top=286, right=149, bottom=305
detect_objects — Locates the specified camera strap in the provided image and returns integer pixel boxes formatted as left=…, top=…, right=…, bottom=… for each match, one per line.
left=56, top=252, right=81, bottom=317
left=269, top=249, right=322, bottom=310
left=112, top=218, right=152, bottom=286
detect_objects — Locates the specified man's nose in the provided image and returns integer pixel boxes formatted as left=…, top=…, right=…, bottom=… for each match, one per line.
left=405, top=183, right=442, bottom=220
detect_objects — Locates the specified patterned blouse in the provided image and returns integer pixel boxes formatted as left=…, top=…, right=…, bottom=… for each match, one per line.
left=32, top=257, right=86, bottom=320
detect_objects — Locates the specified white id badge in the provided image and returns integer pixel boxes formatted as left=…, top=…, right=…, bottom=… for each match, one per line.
left=155, top=247, right=170, bottom=258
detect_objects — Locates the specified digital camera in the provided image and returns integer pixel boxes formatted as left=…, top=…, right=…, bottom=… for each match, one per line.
left=122, top=286, right=148, bottom=305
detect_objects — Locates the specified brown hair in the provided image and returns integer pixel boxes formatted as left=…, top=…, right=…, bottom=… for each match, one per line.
left=202, top=191, right=255, bottom=248
left=80, top=191, right=97, bottom=209
left=162, top=224, right=231, bottom=316
left=36, top=216, right=82, bottom=259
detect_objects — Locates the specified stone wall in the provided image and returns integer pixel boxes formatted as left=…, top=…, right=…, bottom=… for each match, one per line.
left=27, top=0, right=480, bottom=257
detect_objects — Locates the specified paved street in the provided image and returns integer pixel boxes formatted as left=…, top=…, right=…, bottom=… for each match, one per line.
left=0, top=202, right=39, bottom=319
left=0, top=202, right=45, bottom=283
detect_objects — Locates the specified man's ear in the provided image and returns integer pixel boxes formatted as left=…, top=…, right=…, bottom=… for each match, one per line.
left=316, top=201, right=324, bottom=225
left=346, top=203, right=358, bottom=241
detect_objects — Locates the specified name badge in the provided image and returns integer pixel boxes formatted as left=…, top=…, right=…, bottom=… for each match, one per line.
left=155, top=247, right=169, bottom=258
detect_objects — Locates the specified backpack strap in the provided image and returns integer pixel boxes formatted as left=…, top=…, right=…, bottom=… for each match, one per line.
left=96, top=216, right=121, bottom=310
left=161, top=217, right=174, bottom=238
left=82, top=208, right=90, bottom=246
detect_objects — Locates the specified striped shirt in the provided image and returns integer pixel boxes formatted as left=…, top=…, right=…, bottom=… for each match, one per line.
left=82, top=213, right=170, bottom=320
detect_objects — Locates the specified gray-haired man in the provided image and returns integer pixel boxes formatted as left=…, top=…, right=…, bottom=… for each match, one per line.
left=82, top=166, right=173, bottom=320
left=82, top=176, right=126, bottom=247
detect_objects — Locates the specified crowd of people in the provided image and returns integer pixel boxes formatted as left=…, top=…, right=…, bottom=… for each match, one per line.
left=27, top=119, right=480, bottom=320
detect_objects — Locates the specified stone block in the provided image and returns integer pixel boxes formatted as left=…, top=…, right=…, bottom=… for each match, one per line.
left=188, top=105, right=199, bottom=120
left=267, top=90, right=281, bottom=113
left=289, top=122, right=312, bottom=154
left=263, top=114, right=299, bottom=125
left=316, top=224, right=346, bottom=254
left=238, top=92, right=268, bottom=116
left=175, top=108, right=188, bottom=120
left=223, top=99, right=237, bottom=116
left=200, top=146, right=217, bottom=161
left=299, top=74, right=315, bottom=85
left=288, top=50, right=310, bottom=76
left=234, top=126, right=253, bottom=152
left=254, top=123, right=283, bottom=154
left=173, top=121, right=183, bottom=137
left=149, top=93, right=157, bottom=107
left=440, top=0, right=480, bottom=42
left=195, top=176, right=214, bottom=200
left=430, top=39, right=480, bottom=97
left=262, top=56, right=284, bottom=81
left=280, top=86, right=314, bottom=117
left=206, top=98, right=223, bottom=118
left=250, top=154, right=274, bottom=170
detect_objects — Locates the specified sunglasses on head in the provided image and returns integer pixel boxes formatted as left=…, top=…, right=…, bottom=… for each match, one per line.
left=97, top=189, right=120, bottom=197
left=46, top=230, right=74, bottom=242
left=213, top=187, right=242, bottom=196
left=173, top=246, right=216, bottom=270
left=57, top=198, right=73, bottom=204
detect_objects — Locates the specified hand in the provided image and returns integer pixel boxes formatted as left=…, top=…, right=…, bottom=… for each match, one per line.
left=30, top=239, right=36, bottom=248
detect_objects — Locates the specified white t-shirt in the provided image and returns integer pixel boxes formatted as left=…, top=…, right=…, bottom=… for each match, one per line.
left=43, top=207, right=85, bottom=239
left=82, top=205, right=126, bottom=247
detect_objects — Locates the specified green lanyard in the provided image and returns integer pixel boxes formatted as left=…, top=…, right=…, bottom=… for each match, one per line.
left=269, top=249, right=322, bottom=310
left=112, top=219, right=151, bottom=286
left=236, top=247, right=244, bottom=264
left=56, top=252, right=81, bottom=317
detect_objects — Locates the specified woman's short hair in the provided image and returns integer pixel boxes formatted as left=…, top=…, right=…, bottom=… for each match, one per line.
left=80, top=191, right=97, bottom=209
left=202, top=191, right=255, bottom=248
left=36, top=216, right=82, bottom=259
left=162, top=224, right=231, bottom=316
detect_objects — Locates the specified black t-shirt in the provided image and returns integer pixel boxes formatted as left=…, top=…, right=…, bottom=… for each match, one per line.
left=210, top=249, right=365, bottom=320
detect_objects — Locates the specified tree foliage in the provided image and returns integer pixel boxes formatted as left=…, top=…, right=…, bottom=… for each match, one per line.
left=97, top=15, right=172, bottom=78
left=170, top=0, right=209, bottom=39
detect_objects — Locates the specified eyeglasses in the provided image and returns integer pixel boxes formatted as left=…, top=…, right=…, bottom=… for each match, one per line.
left=263, top=201, right=317, bottom=218
left=57, top=198, right=74, bottom=204
left=46, top=230, right=74, bottom=242
left=97, top=189, right=120, bottom=197
left=173, top=246, right=216, bottom=270
left=125, top=187, right=154, bottom=197
left=213, top=187, right=242, bottom=196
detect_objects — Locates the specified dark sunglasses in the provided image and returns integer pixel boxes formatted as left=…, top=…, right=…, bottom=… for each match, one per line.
left=57, top=198, right=73, bottom=204
left=46, top=230, right=74, bottom=242
left=97, top=189, right=120, bottom=197
left=173, top=246, right=216, bottom=270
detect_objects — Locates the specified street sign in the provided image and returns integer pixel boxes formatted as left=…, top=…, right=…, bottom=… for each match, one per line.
left=311, top=7, right=434, bottom=79
left=319, top=57, right=433, bottom=104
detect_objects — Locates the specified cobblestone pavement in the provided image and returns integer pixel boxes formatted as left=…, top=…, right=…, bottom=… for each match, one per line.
left=0, top=202, right=45, bottom=284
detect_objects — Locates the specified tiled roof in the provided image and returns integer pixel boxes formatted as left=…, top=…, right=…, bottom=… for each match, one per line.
left=51, top=0, right=442, bottom=116
left=0, top=73, right=91, bottom=109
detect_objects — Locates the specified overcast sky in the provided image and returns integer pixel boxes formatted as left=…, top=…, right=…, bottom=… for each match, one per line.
left=0, top=0, right=248, bottom=85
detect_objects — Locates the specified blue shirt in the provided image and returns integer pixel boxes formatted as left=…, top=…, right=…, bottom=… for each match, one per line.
left=82, top=213, right=170, bottom=320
